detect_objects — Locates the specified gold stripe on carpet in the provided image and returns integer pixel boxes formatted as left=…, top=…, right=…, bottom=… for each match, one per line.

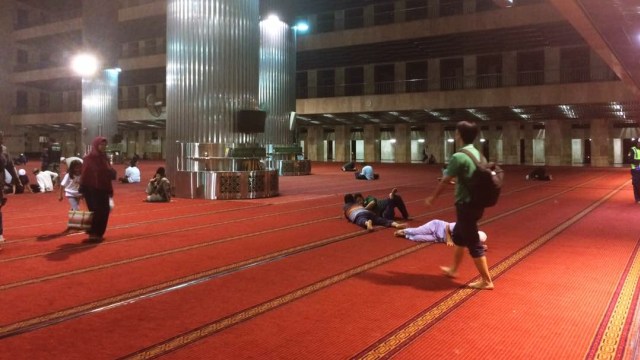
left=588, top=240, right=640, bottom=360
left=354, top=181, right=628, bottom=360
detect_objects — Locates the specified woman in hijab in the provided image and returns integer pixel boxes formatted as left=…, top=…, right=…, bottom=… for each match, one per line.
left=79, top=137, right=115, bottom=242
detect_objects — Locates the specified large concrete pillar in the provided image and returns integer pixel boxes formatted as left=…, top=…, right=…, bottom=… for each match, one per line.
left=502, top=51, right=517, bottom=86
left=306, top=126, right=324, bottom=161
left=334, top=125, right=350, bottom=162
left=394, top=124, right=411, bottom=163
left=590, top=118, right=612, bottom=167
left=545, top=119, right=572, bottom=165
left=502, top=121, right=520, bottom=165
left=0, top=1, right=20, bottom=151
left=428, top=59, right=440, bottom=91
left=544, top=47, right=560, bottom=84
left=364, top=124, right=381, bottom=163
left=463, top=55, right=476, bottom=89
left=426, top=122, right=444, bottom=163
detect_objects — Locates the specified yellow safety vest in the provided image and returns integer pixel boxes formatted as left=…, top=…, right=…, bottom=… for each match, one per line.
left=631, top=146, right=640, bottom=169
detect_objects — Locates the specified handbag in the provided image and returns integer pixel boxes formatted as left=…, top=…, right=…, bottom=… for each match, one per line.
left=68, top=210, right=93, bottom=230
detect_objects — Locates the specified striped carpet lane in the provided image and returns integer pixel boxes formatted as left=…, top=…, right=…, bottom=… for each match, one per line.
left=0, top=177, right=607, bottom=337
left=351, top=180, right=630, bottom=360
left=118, top=179, right=617, bottom=359
left=587, top=238, right=640, bottom=360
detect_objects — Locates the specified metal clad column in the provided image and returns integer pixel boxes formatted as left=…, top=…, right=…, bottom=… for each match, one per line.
left=81, top=69, right=119, bottom=153
left=259, top=17, right=296, bottom=146
left=166, top=0, right=260, bottom=183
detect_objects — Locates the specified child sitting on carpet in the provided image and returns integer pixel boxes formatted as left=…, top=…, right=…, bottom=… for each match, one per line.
left=145, top=167, right=171, bottom=202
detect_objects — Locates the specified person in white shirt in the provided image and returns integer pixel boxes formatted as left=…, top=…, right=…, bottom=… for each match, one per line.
left=118, top=159, right=141, bottom=183
left=31, top=168, right=58, bottom=192
left=59, top=160, right=83, bottom=210
left=355, top=164, right=379, bottom=180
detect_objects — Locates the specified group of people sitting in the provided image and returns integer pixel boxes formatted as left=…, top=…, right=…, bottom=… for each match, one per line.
left=6, top=156, right=172, bottom=204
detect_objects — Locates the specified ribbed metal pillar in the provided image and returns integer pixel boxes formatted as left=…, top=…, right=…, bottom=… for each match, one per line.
left=166, top=0, right=260, bottom=184
left=81, top=69, right=119, bottom=153
left=259, top=17, right=296, bottom=146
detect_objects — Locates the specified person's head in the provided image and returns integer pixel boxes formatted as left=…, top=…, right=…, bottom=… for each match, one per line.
left=344, top=193, right=355, bottom=204
left=455, top=121, right=479, bottom=145
left=155, top=167, right=166, bottom=178
left=32, top=168, right=40, bottom=175
left=130, top=159, right=138, bottom=167
left=353, top=193, right=364, bottom=205
left=18, top=169, right=26, bottom=176
left=68, top=160, right=82, bottom=176
left=91, top=136, right=108, bottom=154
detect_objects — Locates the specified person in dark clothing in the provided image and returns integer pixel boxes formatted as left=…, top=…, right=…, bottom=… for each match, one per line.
left=79, top=137, right=115, bottom=243
left=341, top=161, right=357, bottom=172
left=343, top=193, right=406, bottom=231
left=0, top=131, right=24, bottom=248
left=526, top=167, right=552, bottom=181
left=353, top=188, right=410, bottom=220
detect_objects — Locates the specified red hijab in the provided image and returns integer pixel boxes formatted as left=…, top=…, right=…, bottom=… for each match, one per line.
left=80, top=137, right=114, bottom=195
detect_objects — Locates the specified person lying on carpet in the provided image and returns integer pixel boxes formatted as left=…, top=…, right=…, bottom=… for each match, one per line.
left=526, top=166, right=553, bottom=181
left=394, top=219, right=488, bottom=250
left=343, top=193, right=406, bottom=231
left=341, top=161, right=357, bottom=172
left=355, top=163, right=379, bottom=180
left=353, top=187, right=410, bottom=221
left=145, top=167, right=171, bottom=202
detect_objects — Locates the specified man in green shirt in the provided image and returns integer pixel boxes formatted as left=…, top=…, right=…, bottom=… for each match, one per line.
left=425, top=121, right=494, bottom=290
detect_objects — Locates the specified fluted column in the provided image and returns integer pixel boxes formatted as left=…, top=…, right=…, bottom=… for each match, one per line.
left=81, top=69, right=119, bottom=153
left=166, top=0, right=260, bottom=180
left=590, top=118, right=612, bottom=167
left=545, top=119, right=572, bottom=165
left=259, top=17, right=296, bottom=146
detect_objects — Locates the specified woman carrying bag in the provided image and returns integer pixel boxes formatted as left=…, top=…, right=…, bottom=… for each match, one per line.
left=79, top=137, right=115, bottom=243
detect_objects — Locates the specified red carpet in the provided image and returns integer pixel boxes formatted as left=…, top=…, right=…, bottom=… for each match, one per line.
left=0, top=161, right=638, bottom=359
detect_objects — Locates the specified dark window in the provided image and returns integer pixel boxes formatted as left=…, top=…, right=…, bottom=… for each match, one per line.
left=296, top=72, right=308, bottom=99
left=16, top=90, right=28, bottom=111
left=16, top=9, right=29, bottom=29
left=345, top=67, right=364, bottom=96
left=560, top=47, right=590, bottom=83
left=17, top=49, right=28, bottom=64
left=440, top=58, right=463, bottom=90
left=317, top=69, right=335, bottom=97
left=344, top=7, right=364, bottom=29
left=517, top=50, right=544, bottom=86
left=39, top=92, right=50, bottom=110
left=127, top=86, right=140, bottom=108
left=477, top=54, right=502, bottom=88
left=374, top=3, right=394, bottom=26
left=144, top=39, right=157, bottom=55
left=374, top=64, right=395, bottom=94
left=406, top=61, right=428, bottom=92
left=440, top=0, right=463, bottom=17
left=476, top=0, right=498, bottom=12
left=316, top=12, right=334, bottom=33
left=405, top=0, right=428, bottom=21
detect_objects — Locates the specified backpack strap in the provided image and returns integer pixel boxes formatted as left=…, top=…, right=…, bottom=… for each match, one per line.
left=459, top=149, right=487, bottom=167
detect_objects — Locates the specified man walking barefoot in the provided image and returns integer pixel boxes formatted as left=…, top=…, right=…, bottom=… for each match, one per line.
left=425, top=121, right=494, bottom=290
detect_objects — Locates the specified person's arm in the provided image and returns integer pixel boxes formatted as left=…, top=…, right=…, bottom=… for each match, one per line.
left=425, top=175, right=453, bottom=206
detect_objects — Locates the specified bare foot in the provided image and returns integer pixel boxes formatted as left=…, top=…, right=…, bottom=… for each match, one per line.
left=365, top=220, right=374, bottom=231
left=394, top=230, right=405, bottom=237
left=468, top=280, right=494, bottom=290
left=392, top=222, right=407, bottom=229
left=389, top=187, right=398, bottom=199
left=440, top=266, right=458, bottom=278
left=445, top=224, right=453, bottom=247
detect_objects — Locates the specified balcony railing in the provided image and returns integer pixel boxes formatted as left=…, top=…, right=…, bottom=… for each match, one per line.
left=297, top=66, right=619, bottom=99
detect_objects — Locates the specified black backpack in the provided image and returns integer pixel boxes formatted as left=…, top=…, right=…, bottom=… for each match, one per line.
left=459, top=149, right=504, bottom=207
